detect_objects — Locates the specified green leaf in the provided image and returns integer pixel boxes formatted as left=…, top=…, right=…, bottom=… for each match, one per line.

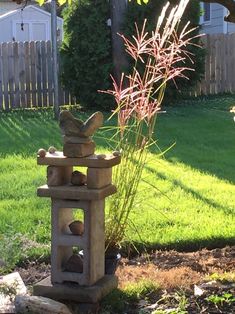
left=37, top=0, right=45, bottom=6
left=58, top=0, right=68, bottom=5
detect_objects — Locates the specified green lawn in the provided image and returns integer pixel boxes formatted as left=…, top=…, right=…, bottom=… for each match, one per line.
left=0, top=95, right=235, bottom=269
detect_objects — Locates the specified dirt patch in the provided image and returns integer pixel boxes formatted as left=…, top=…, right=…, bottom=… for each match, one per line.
left=117, top=246, right=235, bottom=290
left=15, top=246, right=235, bottom=313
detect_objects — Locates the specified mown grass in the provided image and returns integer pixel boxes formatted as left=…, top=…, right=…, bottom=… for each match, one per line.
left=0, top=95, right=235, bottom=269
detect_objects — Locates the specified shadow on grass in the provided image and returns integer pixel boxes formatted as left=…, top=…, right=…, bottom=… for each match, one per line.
left=122, top=236, right=235, bottom=256
left=0, top=109, right=113, bottom=156
left=145, top=165, right=234, bottom=216
left=153, top=99, right=235, bottom=184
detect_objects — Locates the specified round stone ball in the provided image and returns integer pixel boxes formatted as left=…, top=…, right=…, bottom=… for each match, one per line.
left=37, top=148, right=46, bottom=158
left=48, top=146, right=56, bottom=154
left=69, top=220, right=84, bottom=235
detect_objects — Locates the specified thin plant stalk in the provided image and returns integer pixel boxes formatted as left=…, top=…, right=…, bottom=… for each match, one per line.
left=103, top=0, right=202, bottom=250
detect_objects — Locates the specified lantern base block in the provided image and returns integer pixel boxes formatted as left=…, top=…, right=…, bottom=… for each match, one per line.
left=33, top=275, right=118, bottom=304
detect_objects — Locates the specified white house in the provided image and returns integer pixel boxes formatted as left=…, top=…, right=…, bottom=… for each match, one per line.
left=200, top=2, right=235, bottom=34
left=0, top=3, right=63, bottom=43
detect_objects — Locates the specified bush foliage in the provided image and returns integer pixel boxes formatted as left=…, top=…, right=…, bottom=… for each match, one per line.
left=123, top=0, right=205, bottom=104
left=61, top=0, right=204, bottom=110
left=61, top=0, right=113, bottom=110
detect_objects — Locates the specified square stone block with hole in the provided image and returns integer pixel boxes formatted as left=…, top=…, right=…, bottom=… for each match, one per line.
left=87, top=168, right=112, bottom=189
left=33, top=275, right=118, bottom=304
left=63, top=142, right=95, bottom=158
left=47, top=166, right=73, bottom=186
left=51, top=199, right=105, bottom=286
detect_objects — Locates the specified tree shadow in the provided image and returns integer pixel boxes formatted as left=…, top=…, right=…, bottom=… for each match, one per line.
left=125, top=236, right=235, bottom=255
left=152, top=100, right=235, bottom=184
left=145, top=165, right=234, bottom=216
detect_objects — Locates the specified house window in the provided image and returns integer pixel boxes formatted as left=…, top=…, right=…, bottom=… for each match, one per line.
left=202, top=3, right=211, bottom=23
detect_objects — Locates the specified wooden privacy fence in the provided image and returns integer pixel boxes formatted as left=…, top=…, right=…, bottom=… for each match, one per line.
left=195, top=33, right=235, bottom=96
left=1, top=35, right=235, bottom=110
left=0, top=40, right=74, bottom=111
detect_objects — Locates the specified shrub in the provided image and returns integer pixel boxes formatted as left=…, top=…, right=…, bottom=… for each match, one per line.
left=60, top=0, right=113, bottom=111
left=123, top=0, right=205, bottom=104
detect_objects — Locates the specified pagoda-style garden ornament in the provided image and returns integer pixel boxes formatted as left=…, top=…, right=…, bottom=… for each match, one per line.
left=33, top=111, right=121, bottom=311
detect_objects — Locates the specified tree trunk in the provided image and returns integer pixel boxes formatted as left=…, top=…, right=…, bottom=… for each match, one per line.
left=110, top=0, right=128, bottom=83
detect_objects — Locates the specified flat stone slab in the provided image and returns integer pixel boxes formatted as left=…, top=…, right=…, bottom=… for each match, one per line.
left=37, top=184, right=117, bottom=200
left=0, top=272, right=27, bottom=314
left=37, top=152, right=121, bottom=168
left=15, top=295, right=72, bottom=314
left=33, top=275, right=118, bottom=304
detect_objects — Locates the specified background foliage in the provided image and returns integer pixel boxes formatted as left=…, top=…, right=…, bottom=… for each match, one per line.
left=61, top=0, right=205, bottom=110
left=61, top=0, right=113, bottom=110
left=123, top=0, right=205, bottom=104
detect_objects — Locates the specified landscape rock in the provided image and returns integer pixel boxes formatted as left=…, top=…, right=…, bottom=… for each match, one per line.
left=0, top=272, right=27, bottom=314
left=71, top=171, right=87, bottom=186
left=15, top=295, right=72, bottom=314
left=59, top=111, right=103, bottom=138
left=63, top=136, right=92, bottom=144
left=37, top=148, right=46, bottom=158
left=63, top=142, right=95, bottom=158
left=64, top=255, right=83, bottom=273
left=69, top=220, right=84, bottom=235
left=48, top=146, right=56, bottom=154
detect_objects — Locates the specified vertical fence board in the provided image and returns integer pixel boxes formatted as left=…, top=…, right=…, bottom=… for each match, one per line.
left=36, top=41, right=42, bottom=107
left=24, top=42, right=31, bottom=107
left=13, top=42, right=20, bottom=108
left=47, top=41, right=54, bottom=106
left=204, top=35, right=210, bottom=95
left=0, top=44, right=3, bottom=109
left=30, top=41, right=37, bottom=107
left=2, top=43, right=9, bottom=110
left=232, top=33, right=235, bottom=91
left=215, top=34, right=221, bottom=94
left=41, top=41, right=48, bottom=107
left=18, top=42, right=26, bottom=108
left=8, top=43, right=15, bottom=108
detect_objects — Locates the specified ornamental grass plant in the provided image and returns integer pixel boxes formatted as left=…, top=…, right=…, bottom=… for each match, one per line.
left=104, top=0, right=201, bottom=251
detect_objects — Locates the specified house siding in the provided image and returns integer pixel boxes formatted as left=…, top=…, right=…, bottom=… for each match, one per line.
left=227, top=21, right=235, bottom=33
left=201, top=3, right=224, bottom=34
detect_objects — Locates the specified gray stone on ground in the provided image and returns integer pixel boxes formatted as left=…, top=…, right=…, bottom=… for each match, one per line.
left=15, top=295, right=72, bottom=314
left=0, top=272, right=27, bottom=314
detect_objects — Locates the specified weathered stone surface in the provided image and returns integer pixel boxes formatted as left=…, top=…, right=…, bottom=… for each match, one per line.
left=96, top=154, right=106, bottom=160
left=64, top=255, right=83, bottom=273
left=0, top=272, right=27, bottom=314
left=33, top=275, right=118, bottom=303
left=37, top=148, right=46, bottom=158
left=37, top=152, right=121, bottom=168
left=59, top=111, right=103, bottom=138
left=48, top=146, right=57, bottom=154
left=37, top=184, right=117, bottom=200
left=63, top=142, right=95, bottom=158
left=71, top=171, right=87, bottom=186
left=69, top=220, right=84, bottom=235
left=47, top=166, right=72, bottom=186
left=63, top=136, right=92, bottom=144
left=87, top=168, right=112, bottom=189
left=15, top=295, right=72, bottom=314
left=112, top=150, right=121, bottom=157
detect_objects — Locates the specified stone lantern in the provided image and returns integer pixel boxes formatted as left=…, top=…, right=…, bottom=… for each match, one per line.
left=33, top=111, right=121, bottom=311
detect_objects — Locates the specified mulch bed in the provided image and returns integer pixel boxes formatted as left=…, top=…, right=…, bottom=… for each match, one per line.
left=16, top=246, right=235, bottom=313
